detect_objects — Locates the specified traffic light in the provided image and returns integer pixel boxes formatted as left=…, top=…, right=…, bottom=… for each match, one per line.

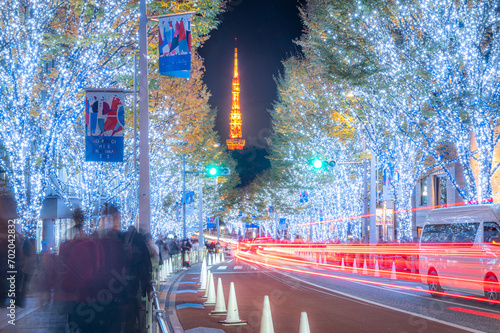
left=205, top=165, right=231, bottom=177
left=309, top=158, right=336, bottom=170
left=206, top=165, right=218, bottom=177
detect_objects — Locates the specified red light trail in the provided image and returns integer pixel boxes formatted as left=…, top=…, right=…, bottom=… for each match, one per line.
left=234, top=243, right=500, bottom=306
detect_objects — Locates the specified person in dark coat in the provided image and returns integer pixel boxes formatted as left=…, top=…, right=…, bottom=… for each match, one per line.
left=122, top=225, right=152, bottom=333
left=181, top=239, right=192, bottom=267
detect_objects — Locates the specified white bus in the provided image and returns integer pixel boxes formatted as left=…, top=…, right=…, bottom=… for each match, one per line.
left=419, top=204, right=500, bottom=303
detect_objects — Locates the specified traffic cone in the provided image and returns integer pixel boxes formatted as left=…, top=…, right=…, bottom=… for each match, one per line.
left=202, top=271, right=212, bottom=299
left=362, top=259, right=368, bottom=275
left=390, top=260, right=397, bottom=280
left=208, top=254, right=213, bottom=267
left=199, top=259, right=207, bottom=284
left=219, top=282, right=247, bottom=325
left=168, top=258, right=173, bottom=276
left=204, top=272, right=216, bottom=306
left=374, top=259, right=380, bottom=277
left=221, top=252, right=225, bottom=262
left=210, top=278, right=227, bottom=315
left=341, top=257, right=345, bottom=271
left=260, top=295, right=274, bottom=333
left=299, top=312, right=310, bottom=333
left=352, top=258, right=358, bottom=274
left=198, top=265, right=207, bottom=292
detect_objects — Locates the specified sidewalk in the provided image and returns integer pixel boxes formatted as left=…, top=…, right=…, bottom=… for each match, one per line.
left=0, top=293, right=67, bottom=333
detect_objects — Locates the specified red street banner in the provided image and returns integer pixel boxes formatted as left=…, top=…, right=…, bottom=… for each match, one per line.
left=85, top=89, right=125, bottom=162
left=158, top=12, right=192, bottom=78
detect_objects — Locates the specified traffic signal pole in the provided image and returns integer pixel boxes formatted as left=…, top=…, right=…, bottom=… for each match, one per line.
left=182, top=154, right=187, bottom=239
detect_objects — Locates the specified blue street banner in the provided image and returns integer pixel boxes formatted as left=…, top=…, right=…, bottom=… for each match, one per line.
left=206, top=216, right=215, bottom=229
left=158, top=13, right=192, bottom=78
left=268, top=206, right=275, bottom=213
left=85, top=89, right=125, bottom=162
left=299, top=190, right=308, bottom=203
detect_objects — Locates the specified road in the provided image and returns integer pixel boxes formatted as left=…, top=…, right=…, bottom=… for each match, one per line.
left=169, top=251, right=500, bottom=332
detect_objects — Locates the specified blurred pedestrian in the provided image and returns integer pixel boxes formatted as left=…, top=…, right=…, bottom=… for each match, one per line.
left=19, top=237, right=36, bottom=307
left=37, top=240, right=55, bottom=306
left=122, top=225, right=152, bottom=333
left=181, top=238, right=192, bottom=267
left=66, top=207, right=86, bottom=240
left=155, top=234, right=168, bottom=265
left=145, top=233, right=160, bottom=277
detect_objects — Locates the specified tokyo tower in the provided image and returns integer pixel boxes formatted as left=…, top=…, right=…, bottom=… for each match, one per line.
left=226, top=40, right=245, bottom=150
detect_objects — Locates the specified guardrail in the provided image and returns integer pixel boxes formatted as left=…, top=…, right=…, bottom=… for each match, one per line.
left=148, top=249, right=206, bottom=333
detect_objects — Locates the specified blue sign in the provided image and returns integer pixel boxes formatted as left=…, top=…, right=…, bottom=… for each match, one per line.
left=245, top=223, right=259, bottom=228
left=86, top=137, right=124, bottom=162
left=207, top=223, right=215, bottom=229
left=279, top=218, right=286, bottom=224
left=299, top=190, right=308, bottom=203
left=181, top=191, right=195, bottom=204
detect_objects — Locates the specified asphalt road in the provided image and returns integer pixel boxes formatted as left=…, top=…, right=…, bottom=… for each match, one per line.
left=170, top=254, right=496, bottom=332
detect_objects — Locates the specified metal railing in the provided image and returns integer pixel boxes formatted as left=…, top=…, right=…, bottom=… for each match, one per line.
left=148, top=249, right=206, bottom=333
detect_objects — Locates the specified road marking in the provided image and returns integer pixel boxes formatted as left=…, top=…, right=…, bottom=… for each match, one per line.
left=176, top=303, right=205, bottom=310
left=234, top=266, right=243, bottom=270
left=176, top=290, right=198, bottom=294
left=179, top=281, right=197, bottom=284
left=278, top=272, right=486, bottom=333
left=217, top=266, right=227, bottom=270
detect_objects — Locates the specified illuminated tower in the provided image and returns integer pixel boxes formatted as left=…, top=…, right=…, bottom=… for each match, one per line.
left=226, top=41, right=245, bottom=150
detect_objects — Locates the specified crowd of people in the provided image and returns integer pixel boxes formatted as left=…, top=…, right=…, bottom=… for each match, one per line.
left=1, top=206, right=203, bottom=333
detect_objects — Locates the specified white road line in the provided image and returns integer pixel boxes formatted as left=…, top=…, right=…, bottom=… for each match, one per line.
left=278, top=272, right=487, bottom=333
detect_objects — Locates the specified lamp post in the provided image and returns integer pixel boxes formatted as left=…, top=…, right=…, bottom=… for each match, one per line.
left=138, top=0, right=150, bottom=234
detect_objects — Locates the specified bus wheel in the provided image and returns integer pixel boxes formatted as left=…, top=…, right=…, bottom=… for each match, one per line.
left=484, top=275, right=499, bottom=306
left=428, top=270, right=443, bottom=298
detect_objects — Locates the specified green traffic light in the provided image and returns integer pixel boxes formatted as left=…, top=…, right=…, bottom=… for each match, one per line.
left=313, top=159, right=323, bottom=169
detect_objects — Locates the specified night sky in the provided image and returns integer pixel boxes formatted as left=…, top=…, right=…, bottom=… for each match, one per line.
left=199, top=0, right=304, bottom=149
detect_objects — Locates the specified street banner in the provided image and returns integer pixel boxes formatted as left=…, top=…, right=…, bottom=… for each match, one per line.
left=299, top=190, right=308, bottom=203
left=181, top=191, right=195, bottom=216
left=85, top=89, right=125, bottom=162
left=206, top=216, right=215, bottom=229
left=158, top=13, right=192, bottom=78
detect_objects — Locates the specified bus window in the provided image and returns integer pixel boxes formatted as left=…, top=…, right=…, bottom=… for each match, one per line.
left=483, top=222, right=500, bottom=243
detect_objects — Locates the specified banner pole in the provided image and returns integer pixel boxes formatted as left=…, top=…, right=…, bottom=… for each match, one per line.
left=138, top=0, right=151, bottom=234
